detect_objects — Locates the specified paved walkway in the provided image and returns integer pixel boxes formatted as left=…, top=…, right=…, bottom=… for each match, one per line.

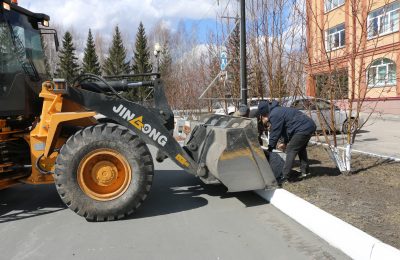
left=311, top=113, right=400, bottom=158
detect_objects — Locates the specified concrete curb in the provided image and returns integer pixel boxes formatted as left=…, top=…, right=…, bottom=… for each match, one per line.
left=255, top=189, right=400, bottom=260
left=309, top=141, right=400, bottom=162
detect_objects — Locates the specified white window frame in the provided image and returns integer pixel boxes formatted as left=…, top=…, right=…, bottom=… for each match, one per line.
left=325, top=23, right=345, bottom=51
left=367, top=58, right=397, bottom=87
left=367, top=1, right=400, bottom=39
left=324, top=0, right=345, bottom=13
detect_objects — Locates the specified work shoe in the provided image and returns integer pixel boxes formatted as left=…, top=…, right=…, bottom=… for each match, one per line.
left=299, top=172, right=311, bottom=179
left=276, top=175, right=288, bottom=186
left=288, top=170, right=301, bottom=179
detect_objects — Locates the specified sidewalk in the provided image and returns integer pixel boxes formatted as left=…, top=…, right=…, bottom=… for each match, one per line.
left=361, top=112, right=400, bottom=122
left=336, top=98, right=400, bottom=118
left=311, top=112, right=400, bottom=158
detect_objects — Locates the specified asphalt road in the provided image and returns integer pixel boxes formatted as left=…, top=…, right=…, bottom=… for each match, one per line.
left=0, top=151, right=348, bottom=260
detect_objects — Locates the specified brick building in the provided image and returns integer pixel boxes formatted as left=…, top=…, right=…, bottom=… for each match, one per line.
left=306, top=0, right=400, bottom=100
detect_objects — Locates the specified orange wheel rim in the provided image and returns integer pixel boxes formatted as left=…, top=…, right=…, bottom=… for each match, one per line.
left=77, top=149, right=131, bottom=201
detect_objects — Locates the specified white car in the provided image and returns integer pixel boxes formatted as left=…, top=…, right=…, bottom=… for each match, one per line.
left=214, top=98, right=269, bottom=115
left=213, top=102, right=237, bottom=115
left=214, top=105, right=237, bottom=115
left=248, top=97, right=269, bottom=110
left=281, top=96, right=364, bottom=134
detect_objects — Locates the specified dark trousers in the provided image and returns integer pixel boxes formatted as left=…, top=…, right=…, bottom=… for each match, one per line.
left=282, top=134, right=312, bottom=178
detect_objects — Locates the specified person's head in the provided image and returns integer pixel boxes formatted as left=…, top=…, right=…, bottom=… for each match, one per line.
left=238, top=104, right=250, bottom=117
left=258, top=101, right=269, bottom=124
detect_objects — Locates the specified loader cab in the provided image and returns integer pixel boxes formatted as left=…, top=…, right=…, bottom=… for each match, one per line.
left=0, top=0, right=51, bottom=117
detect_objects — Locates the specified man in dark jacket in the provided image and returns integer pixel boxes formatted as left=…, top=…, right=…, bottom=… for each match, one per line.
left=258, top=100, right=316, bottom=183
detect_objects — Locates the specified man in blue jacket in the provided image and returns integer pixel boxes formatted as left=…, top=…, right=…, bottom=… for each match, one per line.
left=258, top=100, right=316, bottom=184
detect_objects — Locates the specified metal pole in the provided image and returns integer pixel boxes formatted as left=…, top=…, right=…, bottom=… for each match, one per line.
left=240, top=0, right=247, bottom=106
left=157, top=55, right=160, bottom=73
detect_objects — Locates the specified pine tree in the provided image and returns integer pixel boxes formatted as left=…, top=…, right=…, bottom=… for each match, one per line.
left=131, top=22, right=152, bottom=101
left=103, top=26, right=130, bottom=76
left=132, top=22, right=152, bottom=75
left=56, top=32, right=80, bottom=85
left=82, top=29, right=101, bottom=75
left=159, top=42, right=172, bottom=76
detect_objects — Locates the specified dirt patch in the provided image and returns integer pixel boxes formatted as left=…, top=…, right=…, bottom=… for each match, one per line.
left=283, top=145, right=400, bottom=249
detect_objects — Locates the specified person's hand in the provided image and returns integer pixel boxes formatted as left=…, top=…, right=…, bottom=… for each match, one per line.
left=277, top=143, right=286, bottom=152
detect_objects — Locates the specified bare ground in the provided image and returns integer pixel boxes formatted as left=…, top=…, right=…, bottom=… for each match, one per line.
left=283, top=145, right=400, bottom=249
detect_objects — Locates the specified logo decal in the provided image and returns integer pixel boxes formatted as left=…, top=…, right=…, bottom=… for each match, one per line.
left=130, top=116, right=144, bottom=130
left=113, top=104, right=168, bottom=147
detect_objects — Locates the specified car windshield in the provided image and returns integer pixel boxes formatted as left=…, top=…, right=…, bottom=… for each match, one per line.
left=291, top=99, right=333, bottom=110
left=0, top=9, right=46, bottom=96
left=315, top=99, right=332, bottom=110
left=249, top=100, right=258, bottom=106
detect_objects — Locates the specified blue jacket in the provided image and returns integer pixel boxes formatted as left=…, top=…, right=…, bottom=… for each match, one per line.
left=268, top=101, right=316, bottom=149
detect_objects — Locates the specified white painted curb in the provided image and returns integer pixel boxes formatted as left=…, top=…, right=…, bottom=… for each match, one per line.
left=255, top=189, right=400, bottom=260
left=309, top=141, right=400, bottom=162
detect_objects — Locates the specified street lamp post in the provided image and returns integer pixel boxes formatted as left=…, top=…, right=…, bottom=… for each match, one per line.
left=240, top=0, right=247, bottom=106
left=154, top=43, right=162, bottom=74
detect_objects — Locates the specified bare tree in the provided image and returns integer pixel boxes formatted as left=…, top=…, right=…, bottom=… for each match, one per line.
left=304, top=0, right=398, bottom=173
left=94, top=31, right=107, bottom=68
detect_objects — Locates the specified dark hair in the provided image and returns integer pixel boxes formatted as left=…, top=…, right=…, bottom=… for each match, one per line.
left=258, top=101, right=269, bottom=116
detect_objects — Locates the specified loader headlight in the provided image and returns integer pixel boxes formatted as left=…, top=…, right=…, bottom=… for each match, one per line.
left=3, top=2, right=11, bottom=11
left=42, top=20, right=49, bottom=27
left=52, top=78, right=68, bottom=94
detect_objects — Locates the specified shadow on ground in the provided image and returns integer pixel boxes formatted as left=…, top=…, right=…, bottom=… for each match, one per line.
left=351, top=157, right=396, bottom=174
left=131, top=169, right=267, bottom=219
left=0, top=184, right=66, bottom=223
left=0, top=169, right=268, bottom=223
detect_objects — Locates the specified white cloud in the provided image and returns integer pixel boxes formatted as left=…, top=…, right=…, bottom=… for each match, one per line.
left=19, top=0, right=220, bottom=39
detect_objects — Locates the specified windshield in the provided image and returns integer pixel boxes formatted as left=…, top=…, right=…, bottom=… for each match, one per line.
left=0, top=8, right=46, bottom=96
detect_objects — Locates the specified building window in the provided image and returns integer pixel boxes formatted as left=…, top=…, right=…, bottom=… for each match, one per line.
left=325, top=24, right=345, bottom=51
left=325, top=0, right=345, bottom=12
left=368, top=1, right=400, bottom=38
left=367, top=58, right=397, bottom=87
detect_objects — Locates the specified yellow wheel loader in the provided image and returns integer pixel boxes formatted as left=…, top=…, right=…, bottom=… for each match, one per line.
left=0, top=0, right=277, bottom=221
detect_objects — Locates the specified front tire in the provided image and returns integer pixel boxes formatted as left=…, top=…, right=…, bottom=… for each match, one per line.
left=54, top=123, right=154, bottom=221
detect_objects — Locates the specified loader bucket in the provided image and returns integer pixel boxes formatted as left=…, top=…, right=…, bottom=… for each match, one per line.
left=184, top=115, right=278, bottom=192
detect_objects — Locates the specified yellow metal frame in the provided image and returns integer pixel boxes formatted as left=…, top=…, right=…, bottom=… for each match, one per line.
left=25, top=82, right=96, bottom=184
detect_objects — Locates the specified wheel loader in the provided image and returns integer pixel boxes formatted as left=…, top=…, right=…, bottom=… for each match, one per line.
left=0, top=0, right=278, bottom=221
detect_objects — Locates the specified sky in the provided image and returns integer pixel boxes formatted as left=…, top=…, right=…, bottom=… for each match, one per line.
left=18, top=0, right=236, bottom=44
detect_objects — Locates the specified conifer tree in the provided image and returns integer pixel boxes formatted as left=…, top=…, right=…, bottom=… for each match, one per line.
left=82, top=29, right=101, bottom=75
left=159, top=42, right=172, bottom=76
left=131, top=22, right=152, bottom=101
left=132, top=22, right=152, bottom=75
left=56, top=31, right=80, bottom=85
left=103, top=26, right=130, bottom=76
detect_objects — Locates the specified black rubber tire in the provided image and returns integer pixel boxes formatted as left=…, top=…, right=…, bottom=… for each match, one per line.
left=342, top=119, right=358, bottom=134
left=54, top=123, right=154, bottom=221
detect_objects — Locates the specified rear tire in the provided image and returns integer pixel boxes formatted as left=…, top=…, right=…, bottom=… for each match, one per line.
left=342, top=119, right=358, bottom=134
left=54, top=123, right=154, bottom=221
